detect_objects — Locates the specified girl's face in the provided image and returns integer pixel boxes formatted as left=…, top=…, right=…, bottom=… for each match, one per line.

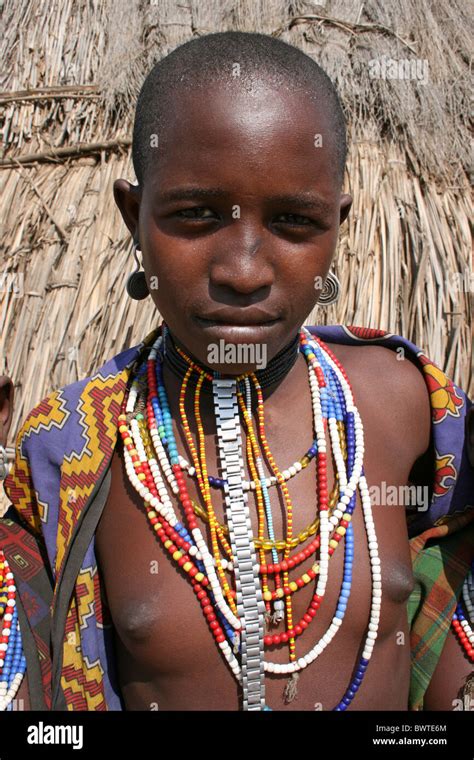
left=114, top=83, right=351, bottom=374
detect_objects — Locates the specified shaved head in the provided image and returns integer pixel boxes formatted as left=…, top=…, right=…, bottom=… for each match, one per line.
left=132, top=31, right=347, bottom=187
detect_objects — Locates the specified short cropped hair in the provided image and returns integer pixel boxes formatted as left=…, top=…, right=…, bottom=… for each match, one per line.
left=132, top=31, right=347, bottom=186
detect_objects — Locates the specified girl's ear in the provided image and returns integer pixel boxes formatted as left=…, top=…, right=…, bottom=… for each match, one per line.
left=339, top=193, right=352, bottom=225
left=113, top=179, right=142, bottom=241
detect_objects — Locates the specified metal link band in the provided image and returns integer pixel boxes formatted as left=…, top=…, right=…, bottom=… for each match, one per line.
left=212, top=378, right=266, bottom=710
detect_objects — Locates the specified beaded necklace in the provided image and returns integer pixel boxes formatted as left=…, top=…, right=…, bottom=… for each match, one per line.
left=168, top=330, right=318, bottom=491
left=119, top=323, right=382, bottom=710
left=452, top=560, right=474, bottom=662
left=0, top=549, right=26, bottom=710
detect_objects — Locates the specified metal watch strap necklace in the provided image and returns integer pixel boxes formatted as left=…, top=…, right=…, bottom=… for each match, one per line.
left=213, top=378, right=266, bottom=709
left=118, top=323, right=381, bottom=711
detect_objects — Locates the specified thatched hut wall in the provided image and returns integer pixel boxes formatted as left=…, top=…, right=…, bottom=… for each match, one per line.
left=1, top=1, right=472, bottom=513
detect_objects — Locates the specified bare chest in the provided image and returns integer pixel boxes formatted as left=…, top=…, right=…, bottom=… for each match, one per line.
left=95, top=367, right=418, bottom=710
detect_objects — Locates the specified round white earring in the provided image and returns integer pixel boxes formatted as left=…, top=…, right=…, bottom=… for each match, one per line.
left=318, top=272, right=340, bottom=306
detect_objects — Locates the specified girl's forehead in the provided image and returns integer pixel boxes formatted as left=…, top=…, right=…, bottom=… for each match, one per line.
left=167, top=82, right=330, bottom=126
left=143, top=92, right=338, bottom=196
left=153, top=89, right=334, bottom=163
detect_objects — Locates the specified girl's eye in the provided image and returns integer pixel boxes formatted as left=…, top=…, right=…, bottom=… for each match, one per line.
left=176, top=207, right=216, bottom=219
left=275, top=213, right=313, bottom=226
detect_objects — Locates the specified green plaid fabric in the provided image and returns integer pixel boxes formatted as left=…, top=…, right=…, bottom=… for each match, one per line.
left=408, top=511, right=474, bottom=709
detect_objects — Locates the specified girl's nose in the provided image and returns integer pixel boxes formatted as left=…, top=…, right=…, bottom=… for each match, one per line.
left=209, top=233, right=274, bottom=296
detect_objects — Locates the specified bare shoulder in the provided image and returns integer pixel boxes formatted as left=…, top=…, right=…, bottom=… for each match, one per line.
left=324, top=341, right=432, bottom=460
left=324, top=341, right=430, bottom=402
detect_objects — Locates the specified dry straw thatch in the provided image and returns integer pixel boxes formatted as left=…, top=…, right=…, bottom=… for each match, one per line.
left=0, top=1, right=472, bottom=512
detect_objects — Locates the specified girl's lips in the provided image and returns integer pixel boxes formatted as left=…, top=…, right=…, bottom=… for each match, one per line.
left=192, top=320, right=281, bottom=343
left=195, top=315, right=281, bottom=328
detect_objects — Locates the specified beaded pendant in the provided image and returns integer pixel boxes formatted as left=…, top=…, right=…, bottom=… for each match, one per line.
left=119, top=324, right=382, bottom=710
